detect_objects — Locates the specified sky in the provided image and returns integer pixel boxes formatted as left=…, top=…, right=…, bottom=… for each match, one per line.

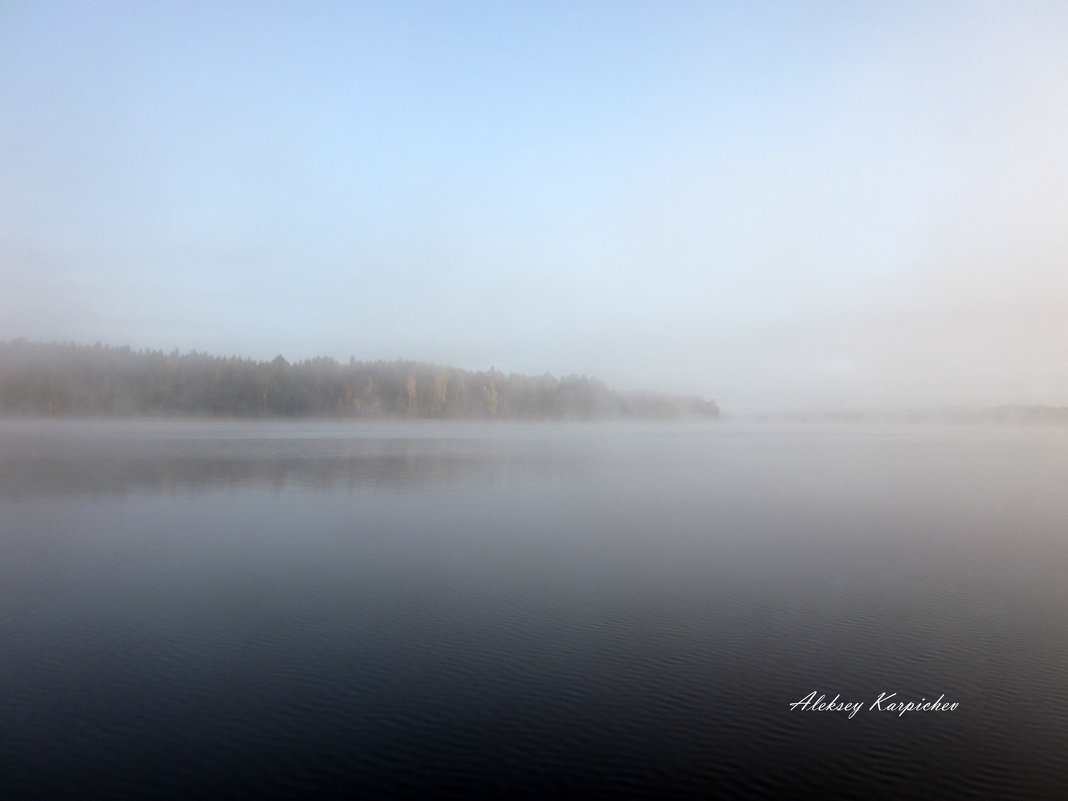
left=2, top=1, right=1067, bottom=414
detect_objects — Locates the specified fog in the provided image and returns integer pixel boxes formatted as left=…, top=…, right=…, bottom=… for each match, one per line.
left=2, top=2, right=1066, bottom=414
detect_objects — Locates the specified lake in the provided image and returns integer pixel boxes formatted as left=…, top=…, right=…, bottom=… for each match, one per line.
left=1, top=419, right=1066, bottom=798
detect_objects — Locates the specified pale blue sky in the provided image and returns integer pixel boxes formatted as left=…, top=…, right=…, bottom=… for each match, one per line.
left=3, top=1, right=1067, bottom=412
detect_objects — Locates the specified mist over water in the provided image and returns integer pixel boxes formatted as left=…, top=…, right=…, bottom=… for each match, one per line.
left=4, top=5, right=1068, bottom=796
left=2, top=420, right=1066, bottom=798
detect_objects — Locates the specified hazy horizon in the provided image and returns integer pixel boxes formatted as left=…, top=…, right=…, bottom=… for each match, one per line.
left=4, top=2, right=1067, bottom=414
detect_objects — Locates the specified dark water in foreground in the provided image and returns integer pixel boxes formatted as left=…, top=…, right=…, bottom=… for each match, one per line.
left=1, top=420, right=1066, bottom=799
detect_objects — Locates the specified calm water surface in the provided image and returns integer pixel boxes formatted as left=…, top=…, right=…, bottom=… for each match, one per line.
left=1, top=420, right=1066, bottom=798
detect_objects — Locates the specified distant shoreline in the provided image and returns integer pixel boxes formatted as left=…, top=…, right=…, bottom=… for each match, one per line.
left=728, top=407, right=1068, bottom=424
left=0, top=339, right=719, bottom=422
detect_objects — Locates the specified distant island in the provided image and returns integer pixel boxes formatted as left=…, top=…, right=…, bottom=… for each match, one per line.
left=0, top=340, right=719, bottom=421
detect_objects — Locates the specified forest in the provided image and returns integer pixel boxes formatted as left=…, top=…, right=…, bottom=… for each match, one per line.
left=0, top=340, right=720, bottom=421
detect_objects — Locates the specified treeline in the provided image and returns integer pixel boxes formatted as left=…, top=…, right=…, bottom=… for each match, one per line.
left=0, top=340, right=719, bottom=420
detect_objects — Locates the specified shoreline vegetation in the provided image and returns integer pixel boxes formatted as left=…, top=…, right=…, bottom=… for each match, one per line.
left=0, top=340, right=719, bottom=421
